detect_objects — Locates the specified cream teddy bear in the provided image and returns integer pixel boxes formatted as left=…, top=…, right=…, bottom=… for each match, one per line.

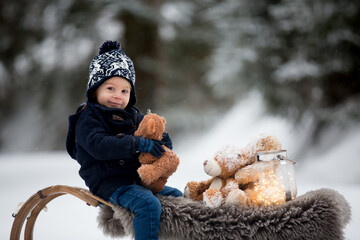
left=184, top=134, right=282, bottom=208
left=184, top=145, right=249, bottom=208
left=235, top=133, right=283, bottom=185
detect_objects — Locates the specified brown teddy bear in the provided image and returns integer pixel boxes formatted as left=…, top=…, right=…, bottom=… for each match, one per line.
left=184, top=134, right=282, bottom=208
left=134, top=113, right=180, bottom=193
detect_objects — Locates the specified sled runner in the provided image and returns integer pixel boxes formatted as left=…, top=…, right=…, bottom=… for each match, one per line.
left=11, top=185, right=351, bottom=240
left=10, top=185, right=113, bottom=240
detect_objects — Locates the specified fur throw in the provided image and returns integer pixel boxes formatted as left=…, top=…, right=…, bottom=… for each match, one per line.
left=97, top=188, right=351, bottom=240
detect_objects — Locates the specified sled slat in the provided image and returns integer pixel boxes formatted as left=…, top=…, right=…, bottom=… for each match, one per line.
left=10, top=185, right=114, bottom=240
left=10, top=191, right=46, bottom=240
left=24, top=193, right=64, bottom=240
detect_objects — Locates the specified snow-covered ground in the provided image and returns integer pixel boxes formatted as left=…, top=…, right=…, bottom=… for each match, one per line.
left=1, top=93, right=359, bottom=239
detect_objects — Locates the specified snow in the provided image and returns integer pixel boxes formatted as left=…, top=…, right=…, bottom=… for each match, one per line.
left=274, top=57, right=320, bottom=82
left=213, top=145, right=245, bottom=171
left=1, top=93, right=359, bottom=239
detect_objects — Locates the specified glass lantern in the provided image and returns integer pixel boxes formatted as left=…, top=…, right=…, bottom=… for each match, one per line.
left=249, top=150, right=297, bottom=206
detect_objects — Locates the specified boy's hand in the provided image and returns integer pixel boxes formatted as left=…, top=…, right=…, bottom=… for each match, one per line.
left=135, top=136, right=165, bottom=158
left=161, top=133, right=173, bottom=150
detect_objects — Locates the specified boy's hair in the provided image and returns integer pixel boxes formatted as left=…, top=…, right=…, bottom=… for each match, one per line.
left=87, top=41, right=136, bottom=106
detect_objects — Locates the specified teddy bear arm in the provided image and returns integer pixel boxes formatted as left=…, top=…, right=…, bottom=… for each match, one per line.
left=161, top=148, right=180, bottom=173
left=138, top=151, right=179, bottom=186
left=137, top=164, right=160, bottom=185
left=147, top=150, right=179, bottom=177
left=221, top=178, right=239, bottom=196
left=139, top=152, right=158, bottom=164
left=235, top=165, right=256, bottom=185
left=209, top=177, right=226, bottom=190
left=197, top=177, right=217, bottom=192
left=185, top=181, right=203, bottom=201
left=145, top=177, right=168, bottom=193
left=185, top=177, right=216, bottom=201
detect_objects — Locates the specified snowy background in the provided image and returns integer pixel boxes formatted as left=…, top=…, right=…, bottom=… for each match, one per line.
left=1, top=92, right=359, bottom=240
left=1, top=1, right=359, bottom=239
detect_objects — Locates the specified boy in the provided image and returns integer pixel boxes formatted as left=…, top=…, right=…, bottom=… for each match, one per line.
left=66, top=41, right=182, bottom=240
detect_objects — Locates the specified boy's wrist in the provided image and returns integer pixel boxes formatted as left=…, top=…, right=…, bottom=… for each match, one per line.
left=135, top=136, right=147, bottom=153
left=134, top=136, right=141, bottom=152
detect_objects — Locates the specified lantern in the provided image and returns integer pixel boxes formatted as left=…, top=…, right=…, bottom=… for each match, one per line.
left=249, top=150, right=297, bottom=206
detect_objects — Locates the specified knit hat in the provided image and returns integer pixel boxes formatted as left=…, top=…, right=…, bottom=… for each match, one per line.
left=87, top=40, right=136, bottom=107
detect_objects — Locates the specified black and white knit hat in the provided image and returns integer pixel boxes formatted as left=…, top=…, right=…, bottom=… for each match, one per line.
left=87, top=41, right=136, bottom=107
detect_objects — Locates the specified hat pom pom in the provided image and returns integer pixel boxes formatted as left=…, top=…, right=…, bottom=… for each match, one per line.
left=99, top=41, right=122, bottom=55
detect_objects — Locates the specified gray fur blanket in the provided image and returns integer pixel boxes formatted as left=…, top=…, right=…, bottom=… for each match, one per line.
left=97, top=188, right=351, bottom=240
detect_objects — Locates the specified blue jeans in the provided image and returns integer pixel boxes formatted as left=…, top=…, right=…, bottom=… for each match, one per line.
left=109, top=184, right=183, bottom=240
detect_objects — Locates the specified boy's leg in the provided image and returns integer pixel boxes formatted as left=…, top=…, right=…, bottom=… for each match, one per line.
left=109, top=185, right=161, bottom=240
left=158, top=186, right=183, bottom=197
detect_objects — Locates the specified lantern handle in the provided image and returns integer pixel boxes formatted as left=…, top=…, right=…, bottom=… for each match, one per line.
left=277, top=154, right=298, bottom=165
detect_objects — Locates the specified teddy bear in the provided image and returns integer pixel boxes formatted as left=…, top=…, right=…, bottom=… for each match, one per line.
left=134, top=112, right=180, bottom=193
left=184, top=133, right=282, bottom=208
left=184, top=145, right=249, bottom=208
left=234, top=133, right=283, bottom=186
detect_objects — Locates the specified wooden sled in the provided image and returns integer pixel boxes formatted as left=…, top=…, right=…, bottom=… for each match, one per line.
left=10, top=185, right=113, bottom=240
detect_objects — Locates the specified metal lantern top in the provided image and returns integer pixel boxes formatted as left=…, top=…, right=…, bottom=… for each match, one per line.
left=256, top=149, right=297, bottom=165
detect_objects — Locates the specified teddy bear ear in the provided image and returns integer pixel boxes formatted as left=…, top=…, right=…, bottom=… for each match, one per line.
left=147, top=118, right=156, bottom=135
left=161, top=117, right=166, bottom=125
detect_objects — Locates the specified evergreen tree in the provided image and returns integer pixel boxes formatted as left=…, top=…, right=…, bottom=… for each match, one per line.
left=206, top=0, right=360, bottom=139
left=1, top=0, right=358, bottom=151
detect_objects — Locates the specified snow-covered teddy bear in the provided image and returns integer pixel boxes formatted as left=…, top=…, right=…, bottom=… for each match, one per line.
left=184, top=134, right=282, bottom=207
left=184, top=145, right=249, bottom=207
left=235, top=133, right=283, bottom=186
left=134, top=113, right=180, bottom=193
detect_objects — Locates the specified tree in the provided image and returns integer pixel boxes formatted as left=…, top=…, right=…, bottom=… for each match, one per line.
left=0, top=0, right=216, bottom=151
left=206, top=0, right=360, bottom=139
left=0, top=0, right=104, bottom=150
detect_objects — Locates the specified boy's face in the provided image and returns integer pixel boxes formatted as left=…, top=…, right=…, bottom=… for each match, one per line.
left=95, top=76, right=131, bottom=109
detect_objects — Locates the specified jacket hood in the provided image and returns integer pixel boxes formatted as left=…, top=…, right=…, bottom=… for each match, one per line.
left=66, top=103, right=87, bottom=159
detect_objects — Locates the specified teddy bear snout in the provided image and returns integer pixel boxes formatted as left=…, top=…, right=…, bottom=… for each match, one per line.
left=204, top=159, right=222, bottom=176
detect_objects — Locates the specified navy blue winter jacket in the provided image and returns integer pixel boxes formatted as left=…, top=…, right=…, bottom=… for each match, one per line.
left=66, top=102, right=145, bottom=200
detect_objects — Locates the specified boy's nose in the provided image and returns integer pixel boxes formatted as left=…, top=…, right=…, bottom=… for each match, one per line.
left=114, top=92, right=122, bottom=99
